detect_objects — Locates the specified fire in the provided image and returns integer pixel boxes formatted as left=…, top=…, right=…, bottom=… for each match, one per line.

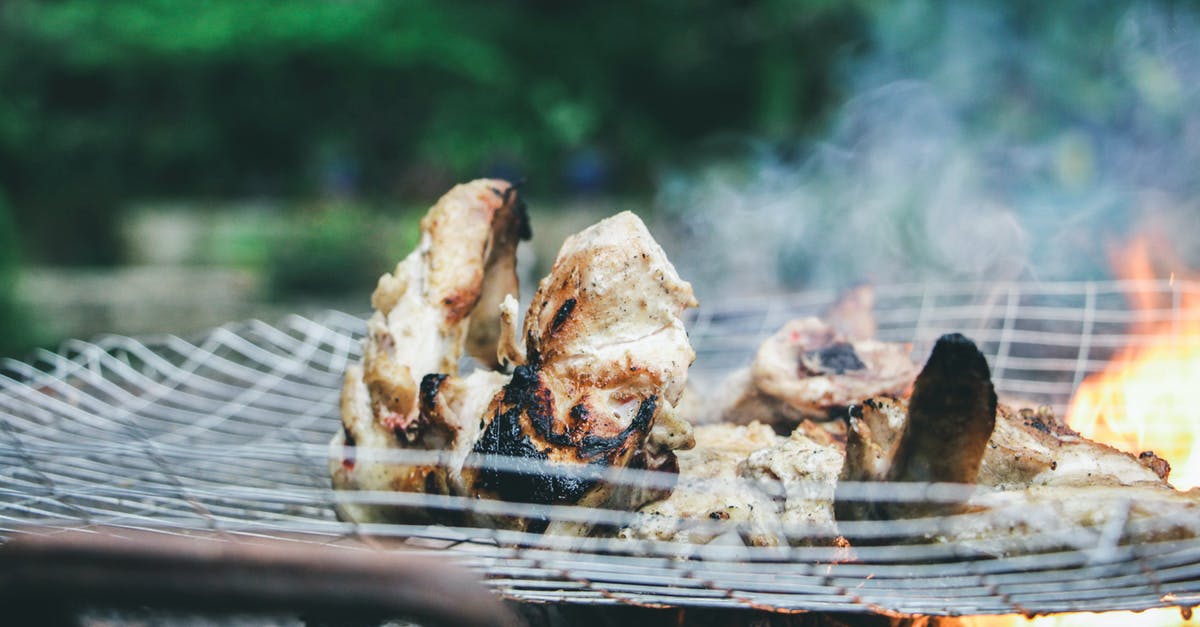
left=958, top=608, right=1196, bottom=626
left=1066, top=235, right=1200, bottom=489
left=959, top=235, right=1200, bottom=627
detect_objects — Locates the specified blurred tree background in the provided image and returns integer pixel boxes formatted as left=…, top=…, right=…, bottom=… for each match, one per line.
left=1, top=0, right=1198, bottom=358
left=0, top=0, right=862, bottom=266
left=0, top=0, right=865, bottom=357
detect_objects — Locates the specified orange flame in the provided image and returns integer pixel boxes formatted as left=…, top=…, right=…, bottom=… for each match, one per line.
left=958, top=608, right=1196, bottom=627
left=959, top=234, right=1200, bottom=627
left=1066, top=235, right=1200, bottom=490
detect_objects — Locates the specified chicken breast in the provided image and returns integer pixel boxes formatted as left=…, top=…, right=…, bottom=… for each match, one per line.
left=739, top=429, right=843, bottom=545
left=620, top=422, right=843, bottom=547
left=462, top=211, right=699, bottom=533
left=980, top=404, right=1171, bottom=490
left=331, top=180, right=525, bottom=523
left=619, top=422, right=785, bottom=546
left=840, top=392, right=1174, bottom=500
left=332, top=195, right=699, bottom=534
left=831, top=335, right=1198, bottom=554
left=719, top=317, right=918, bottom=430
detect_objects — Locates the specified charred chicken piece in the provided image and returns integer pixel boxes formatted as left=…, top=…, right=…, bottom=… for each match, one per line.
left=332, top=179, right=525, bottom=523
left=980, top=404, right=1171, bottom=489
left=833, top=335, right=1199, bottom=554
left=332, top=196, right=698, bottom=534
left=462, top=211, right=698, bottom=533
left=949, top=404, right=1200, bottom=555
left=885, top=334, right=997, bottom=509
left=719, top=310, right=918, bottom=430
left=837, top=333, right=997, bottom=522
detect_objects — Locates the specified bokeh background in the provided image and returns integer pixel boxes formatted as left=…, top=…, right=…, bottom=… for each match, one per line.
left=2, top=0, right=1199, bottom=358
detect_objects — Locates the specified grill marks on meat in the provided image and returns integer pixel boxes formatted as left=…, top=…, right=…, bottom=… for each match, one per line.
left=471, top=403, right=599, bottom=511
left=467, top=361, right=660, bottom=507
left=580, top=397, right=657, bottom=459
left=462, top=212, right=698, bottom=532
left=332, top=194, right=698, bottom=533
left=550, top=298, right=576, bottom=335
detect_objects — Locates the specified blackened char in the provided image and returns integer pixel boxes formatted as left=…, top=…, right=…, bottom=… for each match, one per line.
left=471, top=366, right=659, bottom=507
left=836, top=333, right=997, bottom=525
left=578, top=396, right=656, bottom=460
left=418, top=373, right=448, bottom=423
left=551, top=298, right=577, bottom=334
left=805, top=342, right=866, bottom=375
left=471, top=405, right=599, bottom=506
left=504, top=365, right=571, bottom=446
left=884, top=333, right=997, bottom=519
left=497, top=184, right=532, bottom=241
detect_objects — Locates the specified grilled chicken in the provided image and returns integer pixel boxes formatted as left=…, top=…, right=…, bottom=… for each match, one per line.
left=739, top=428, right=843, bottom=544
left=460, top=211, right=699, bottom=533
left=717, top=285, right=916, bottom=430
left=619, top=422, right=783, bottom=546
left=620, top=422, right=842, bottom=546
left=838, top=334, right=1171, bottom=502
left=831, top=334, right=1200, bottom=553
left=633, top=328, right=1195, bottom=551
left=331, top=179, right=526, bottom=523
left=719, top=317, right=918, bottom=430
left=838, top=333, right=997, bottom=521
left=948, top=405, right=1200, bottom=556
left=332, top=190, right=698, bottom=533
left=980, top=404, right=1170, bottom=489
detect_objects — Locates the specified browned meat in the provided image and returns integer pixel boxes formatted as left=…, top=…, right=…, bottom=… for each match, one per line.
left=619, top=422, right=783, bottom=546
left=331, top=193, right=698, bottom=534
left=719, top=317, right=918, bottom=430
left=884, top=333, right=997, bottom=513
left=332, top=180, right=524, bottom=524
left=619, top=422, right=842, bottom=547
left=839, top=396, right=907, bottom=484
left=980, top=404, right=1172, bottom=490
left=829, top=334, right=1200, bottom=553
left=836, top=334, right=997, bottom=522
left=839, top=378, right=1175, bottom=498
left=461, top=211, right=699, bottom=533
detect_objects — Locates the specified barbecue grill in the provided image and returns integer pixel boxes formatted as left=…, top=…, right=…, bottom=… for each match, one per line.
left=3, top=280, right=1199, bottom=621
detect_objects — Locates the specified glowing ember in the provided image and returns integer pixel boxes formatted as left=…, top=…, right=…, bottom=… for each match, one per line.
left=1066, top=235, right=1200, bottom=489
left=958, top=607, right=1196, bottom=626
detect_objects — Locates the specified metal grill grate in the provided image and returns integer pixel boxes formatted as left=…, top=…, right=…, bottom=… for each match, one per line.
left=3, top=280, right=1200, bottom=617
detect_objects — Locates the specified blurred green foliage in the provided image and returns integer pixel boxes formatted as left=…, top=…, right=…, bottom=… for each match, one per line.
left=2, top=0, right=1194, bottom=305
left=0, top=0, right=865, bottom=266
left=0, top=189, right=34, bottom=358
left=264, top=203, right=421, bottom=299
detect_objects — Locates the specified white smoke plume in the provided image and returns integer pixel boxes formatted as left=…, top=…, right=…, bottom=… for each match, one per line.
left=654, top=1, right=1200, bottom=299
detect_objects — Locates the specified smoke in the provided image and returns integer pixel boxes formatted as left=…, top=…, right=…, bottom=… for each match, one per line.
left=654, top=1, right=1200, bottom=299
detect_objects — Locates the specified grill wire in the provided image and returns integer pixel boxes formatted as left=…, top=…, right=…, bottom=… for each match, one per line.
left=3, top=280, right=1200, bottom=617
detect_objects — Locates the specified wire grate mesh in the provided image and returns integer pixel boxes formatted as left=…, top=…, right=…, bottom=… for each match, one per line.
left=3, top=280, right=1200, bottom=616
